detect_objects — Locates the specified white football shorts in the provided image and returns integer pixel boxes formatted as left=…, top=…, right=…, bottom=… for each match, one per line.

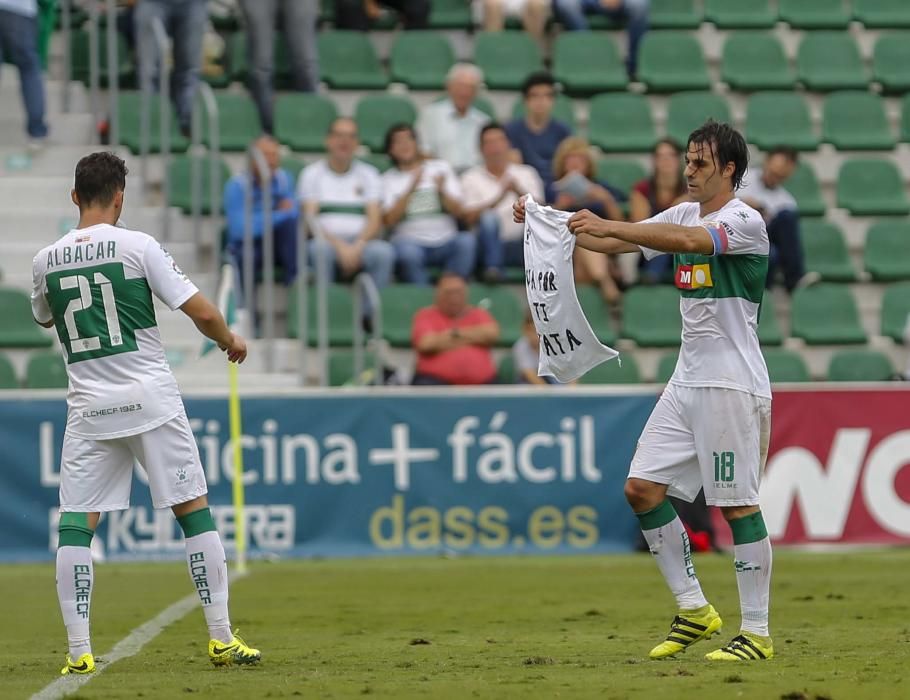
left=628, top=383, right=771, bottom=506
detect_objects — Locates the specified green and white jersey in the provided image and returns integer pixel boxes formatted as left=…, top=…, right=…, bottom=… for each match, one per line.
left=297, top=159, right=381, bottom=241
left=640, top=198, right=771, bottom=399
left=31, top=224, right=199, bottom=439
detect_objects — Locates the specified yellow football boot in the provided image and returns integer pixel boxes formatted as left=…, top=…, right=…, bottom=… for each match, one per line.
left=706, top=632, right=774, bottom=661
left=208, top=631, right=261, bottom=667
left=649, top=604, right=723, bottom=659
left=60, top=652, right=95, bottom=675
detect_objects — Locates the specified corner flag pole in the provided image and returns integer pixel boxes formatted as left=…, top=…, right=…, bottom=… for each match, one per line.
left=228, top=359, right=247, bottom=574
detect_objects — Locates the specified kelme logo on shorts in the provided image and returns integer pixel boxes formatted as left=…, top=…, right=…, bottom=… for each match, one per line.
left=675, top=263, right=713, bottom=290
left=176, top=467, right=187, bottom=483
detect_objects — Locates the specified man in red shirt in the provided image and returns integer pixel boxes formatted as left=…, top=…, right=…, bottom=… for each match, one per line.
left=411, top=274, right=500, bottom=385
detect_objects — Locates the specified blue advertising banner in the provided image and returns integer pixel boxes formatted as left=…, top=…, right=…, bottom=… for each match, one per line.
left=0, top=389, right=657, bottom=562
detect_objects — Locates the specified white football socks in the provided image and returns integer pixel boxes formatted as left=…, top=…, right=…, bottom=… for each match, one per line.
left=184, top=531, right=232, bottom=644
left=733, top=537, right=773, bottom=637
left=56, top=545, right=93, bottom=659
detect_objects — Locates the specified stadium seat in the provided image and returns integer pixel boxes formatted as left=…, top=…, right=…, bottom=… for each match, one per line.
left=498, top=354, right=517, bottom=383
left=800, top=220, right=856, bottom=282
left=655, top=351, right=678, bottom=383
left=854, top=0, right=910, bottom=27
left=25, top=352, right=68, bottom=389
left=318, top=31, right=388, bottom=89
left=588, top=93, right=656, bottom=152
left=118, top=91, right=189, bottom=154
left=666, top=92, right=732, bottom=147
left=552, top=33, right=628, bottom=95
left=287, top=283, right=356, bottom=347
left=0, top=288, right=53, bottom=348
left=210, top=92, right=261, bottom=152
left=837, top=160, right=910, bottom=216
left=873, top=34, right=910, bottom=93
left=575, top=286, right=619, bottom=346
left=428, top=0, right=473, bottom=29
left=745, top=92, right=819, bottom=151
left=785, top=162, right=826, bottom=217
left=595, top=159, right=647, bottom=199
left=864, top=221, right=910, bottom=281
left=705, top=0, right=776, bottom=28
left=70, top=29, right=132, bottom=87
left=904, top=95, right=910, bottom=143
left=0, top=353, right=17, bottom=389
left=469, top=285, right=523, bottom=347
left=167, top=155, right=231, bottom=215
left=354, top=95, right=417, bottom=153
left=475, top=32, right=543, bottom=91
left=274, top=94, right=338, bottom=152
left=380, top=285, right=435, bottom=347
left=328, top=350, right=378, bottom=386
left=359, top=153, right=392, bottom=173
left=228, top=32, right=292, bottom=87
left=638, top=32, right=711, bottom=92
left=798, top=33, right=868, bottom=91
left=880, top=282, right=910, bottom=341
left=762, top=348, right=811, bottom=382
left=790, top=284, right=867, bottom=345
left=828, top=350, right=894, bottom=382
left=512, top=93, right=577, bottom=132
left=622, top=286, right=682, bottom=346
left=578, top=356, right=641, bottom=384
left=757, top=305, right=784, bottom=346
left=390, top=32, right=454, bottom=90
left=722, top=33, right=796, bottom=91
left=280, top=156, right=308, bottom=181
left=822, top=92, right=895, bottom=151
left=779, top=0, right=851, bottom=29
left=650, top=0, right=702, bottom=29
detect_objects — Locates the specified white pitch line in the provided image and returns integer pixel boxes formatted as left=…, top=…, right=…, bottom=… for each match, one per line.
left=31, top=570, right=247, bottom=700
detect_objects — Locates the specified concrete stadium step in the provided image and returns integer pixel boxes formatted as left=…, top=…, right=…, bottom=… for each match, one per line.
left=0, top=145, right=131, bottom=177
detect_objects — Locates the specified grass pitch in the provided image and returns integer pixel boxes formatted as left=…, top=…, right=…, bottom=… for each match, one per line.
left=4, top=549, right=909, bottom=699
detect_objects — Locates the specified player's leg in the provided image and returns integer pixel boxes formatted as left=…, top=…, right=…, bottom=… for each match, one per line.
left=57, top=511, right=100, bottom=675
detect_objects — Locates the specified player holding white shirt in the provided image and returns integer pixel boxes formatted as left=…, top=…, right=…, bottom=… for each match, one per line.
left=514, top=120, right=774, bottom=663
left=31, top=153, right=261, bottom=675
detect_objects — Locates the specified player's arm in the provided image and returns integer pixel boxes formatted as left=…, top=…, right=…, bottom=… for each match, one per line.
left=179, top=293, right=247, bottom=364
left=568, top=209, right=715, bottom=255
left=574, top=232, right=641, bottom=255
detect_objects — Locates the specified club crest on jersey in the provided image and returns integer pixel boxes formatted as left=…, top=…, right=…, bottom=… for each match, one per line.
left=675, top=263, right=713, bottom=289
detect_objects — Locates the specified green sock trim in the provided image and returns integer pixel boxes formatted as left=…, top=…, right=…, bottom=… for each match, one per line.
left=636, top=500, right=677, bottom=530
left=729, top=511, right=768, bottom=545
left=177, top=508, right=216, bottom=538
left=59, top=512, right=94, bottom=548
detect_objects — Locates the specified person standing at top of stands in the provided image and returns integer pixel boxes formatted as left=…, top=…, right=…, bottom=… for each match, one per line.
left=476, top=0, right=550, bottom=45
left=552, top=0, right=650, bottom=77
left=505, top=72, right=573, bottom=203
left=0, top=0, right=49, bottom=148
left=381, top=123, right=477, bottom=285
left=417, top=63, right=491, bottom=173
left=239, top=0, right=319, bottom=135
left=335, top=0, right=429, bottom=30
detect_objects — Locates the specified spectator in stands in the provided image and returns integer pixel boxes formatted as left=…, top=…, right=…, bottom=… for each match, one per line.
left=475, top=0, right=550, bottom=44
left=739, top=147, right=815, bottom=293
left=552, top=0, right=649, bottom=77
left=335, top=0, right=429, bottom=30
left=298, top=118, right=394, bottom=294
left=135, top=0, right=208, bottom=137
left=417, top=63, right=490, bottom=174
left=513, top=312, right=561, bottom=385
left=381, top=123, right=476, bottom=285
left=0, top=0, right=48, bottom=147
left=239, top=0, right=319, bottom=135
left=411, top=273, right=500, bottom=385
left=551, top=137, right=625, bottom=305
left=461, top=123, right=544, bottom=283
left=629, top=138, right=688, bottom=284
left=505, top=72, right=573, bottom=202
left=223, top=135, right=299, bottom=290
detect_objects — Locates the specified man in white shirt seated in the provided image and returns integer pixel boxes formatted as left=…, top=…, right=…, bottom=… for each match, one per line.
left=381, top=123, right=476, bottom=285
left=297, top=118, right=394, bottom=293
left=461, top=123, right=544, bottom=283
left=416, top=63, right=491, bottom=173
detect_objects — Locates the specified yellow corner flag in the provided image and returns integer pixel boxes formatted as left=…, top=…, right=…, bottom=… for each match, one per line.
left=228, top=360, right=247, bottom=574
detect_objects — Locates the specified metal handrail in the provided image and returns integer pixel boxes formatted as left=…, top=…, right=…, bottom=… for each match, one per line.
left=60, top=0, right=71, bottom=113
left=352, top=273, right=383, bottom=386
left=296, top=213, right=309, bottom=385
left=149, top=16, right=171, bottom=242
left=191, top=82, right=220, bottom=265
left=243, top=145, right=275, bottom=372
left=87, top=1, right=99, bottom=143
left=105, top=0, right=119, bottom=147
left=302, top=213, right=330, bottom=387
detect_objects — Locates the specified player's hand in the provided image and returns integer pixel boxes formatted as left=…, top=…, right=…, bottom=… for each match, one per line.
left=220, top=333, right=247, bottom=364
left=567, top=209, right=610, bottom=238
left=512, top=194, right=527, bottom=223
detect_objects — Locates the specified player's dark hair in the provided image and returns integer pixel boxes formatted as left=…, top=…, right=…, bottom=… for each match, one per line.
left=767, top=145, right=798, bottom=163
left=479, top=122, right=506, bottom=146
left=384, top=122, right=417, bottom=165
left=521, top=71, right=557, bottom=97
left=687, top=120, right=748, bottom=191
left=74, top=151, right=128, bottom=208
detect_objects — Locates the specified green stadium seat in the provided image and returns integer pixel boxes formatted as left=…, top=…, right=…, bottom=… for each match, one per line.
left=473, top=97, right=497, bottom=121
left=70, top=29, right=133, bottom=87
left=328, top=350, right=379, bottom=386
left=650, top=0, right=702, bottom=29
left=228, top=32, right=293, bottom=87
left=359, top=153, right=392, bottom=173
left=666, top=92, right=732, bottom=147
left=800, top=220, right=856, bottom=282
left=595, top=159, right=647, bottom=199
left=622, top=286, right=682, bottom=346
left=638, top=32, right=711, bottom=92
left=287, top=283, right=356, bottom=347
left=655, top=351, right=679, bottom=383
left=705, top=0, right=776, bottom=28
left=274, top=94, right=338, bottom=152
left=209, top=93, right=261, bottom=152
left=864, top=221, right=910, bottom=281
left=763, top=348, right=811, bottom=382
left=757, top=305, right=784, bottom=346
left=904, top=95, right=910, bottom=142
left=25, top=352, right=68, bottom=389
left=0, top=353, right=18, bottom=389
left=167, top=155, right=232, bottom=215
left=553, top=33, right=628, bottom=95
left=722, top=33, right=795, bottom=91
left=0, top=288, right=53, bottom=348
left=498, top=353, right=517, bottom=383
left=785, top=162, right=826, bottom=216
left=118, top=91, right=189, bottom=155
left=579, top=356, right=640, bottom=384
left=746, top=92, right=819, bottom=151
left=380, top=285, right=435, bottom=347
left=469, top=285, right=523, bottom=347
left=576, top=286, right=619, bottom=346
left=798, top=33, right=868, bottom=91
left=354, top=95, right=417, bottom=153
left=474, top=32, right=543, bottom=91
left=854, top=0, right=910, bottom=27
left=318, top=31, right=388, bottom=89
left=280, top=156, right=308, bottom=181
left=390, top=32, right=454, bottom=90
left=588, top=93, right=656, bottom=153
left=880, top=282, right=910, bottom=341
left=828, top=350, right=894, bottom=382
left=873, top=34, right=910, bottom=93
left=837, top=160, right=910, bottom=216
left=779, top=0, right=851, bottom=29
left=429, top=0, right=473, bottom=29
left=791, top=284, right=867, bottom=345
left=822, top=92, right=895, bottom=151
left=512, top=93, right=576, bottom=131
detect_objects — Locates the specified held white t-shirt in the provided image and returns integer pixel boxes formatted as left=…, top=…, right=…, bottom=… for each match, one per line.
left=381, top=159, right=463, bottom=247
left=31, top=224, right=198, bottom=439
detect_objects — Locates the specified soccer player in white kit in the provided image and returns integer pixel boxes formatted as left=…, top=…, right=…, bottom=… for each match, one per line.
left=31, top=153, right=261, bottom=674
left=514, top=121, right=774, bottom=662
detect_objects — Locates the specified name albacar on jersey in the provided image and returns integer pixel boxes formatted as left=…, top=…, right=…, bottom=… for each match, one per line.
left=675, top=262, right=714, bottom=290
